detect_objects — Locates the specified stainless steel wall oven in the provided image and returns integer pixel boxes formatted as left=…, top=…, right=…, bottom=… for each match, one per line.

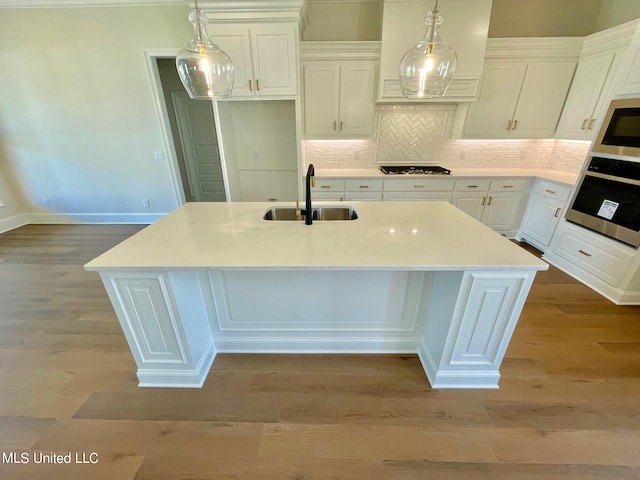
left=566, top=156, right=640, bottom=248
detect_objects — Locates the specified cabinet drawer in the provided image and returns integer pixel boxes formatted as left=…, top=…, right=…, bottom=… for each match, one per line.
left=454, top=179, right=491, bottom=191
left=383, top=179, right=455, bottom=192
left=535, top=180, right=572, bottom=202
left=554, top=225, right=634, bottom=286
left=345, top=179, right=383, bottom=191
left=382, top=192, right=453, bottom=202
left=312, top=179, right=345, bottom=191
left=489, top=179, right=530, bottom=192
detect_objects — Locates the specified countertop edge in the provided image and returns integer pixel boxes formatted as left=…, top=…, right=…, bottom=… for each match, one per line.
left=312, top=168, right=579, bottom=185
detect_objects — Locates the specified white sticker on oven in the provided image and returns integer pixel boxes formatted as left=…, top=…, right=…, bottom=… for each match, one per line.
left=597, top=199, right=619, bottom=220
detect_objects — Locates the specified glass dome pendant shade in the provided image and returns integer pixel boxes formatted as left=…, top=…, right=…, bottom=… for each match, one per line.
left=398, top=0, right=457, bottom=99
left=176, top=6, right=234, bottom=100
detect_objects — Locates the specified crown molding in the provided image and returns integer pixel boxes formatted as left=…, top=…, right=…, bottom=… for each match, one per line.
left=581, top=19, right=639, bottom=57
left=485, top=37, right=584, bottom=60
left=300, top=41, right=381, bottom=60
left=0, top=0, right=182, bottom=7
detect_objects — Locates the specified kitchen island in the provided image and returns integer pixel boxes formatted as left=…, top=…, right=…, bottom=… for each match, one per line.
left=85, top=201, right=548, bottom=389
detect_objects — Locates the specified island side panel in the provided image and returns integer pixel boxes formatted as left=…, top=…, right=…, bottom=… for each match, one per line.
left=205, top=270, right=430, bottom=353
left=99, top=271, right=216, bottom=388
left=420, top=270, right=537, bottom=389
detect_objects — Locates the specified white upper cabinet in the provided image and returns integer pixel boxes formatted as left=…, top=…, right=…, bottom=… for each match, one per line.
left=555, top=21, right=637, bottom=140
left=211, top=24, right=298, bottom=98
left=303, top=61, right=377, bottom=137
left=610, top=20, right=640, bottom=98
left=462, top=38, right=581, bottom=139
left=554, top=54, right=616, bottom=139
left=300, top=42, right=380, bottom=138
left=464, top=60, right=576, bottom=138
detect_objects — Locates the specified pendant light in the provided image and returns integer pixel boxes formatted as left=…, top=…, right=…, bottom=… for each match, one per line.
left=176, top=0, right=234, bottom=100
left=398, top=0, right=457, bottom=99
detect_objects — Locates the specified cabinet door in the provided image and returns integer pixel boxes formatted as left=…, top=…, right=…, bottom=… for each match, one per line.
left=452, top=192, right=486, bottom=220
left=251, top=26, right=297, bottom=96
left=339, top=62, right=377, bottom=135
left=482, top=192, right=522, bottom=230
left=520, top=195, right=564, bottom=246
left=464, top=61, right=527, bottom=137
left=510, top=61, right=576, bottom=138
left=210, top=28, right=254, bottom=97
left=304, top=64, right=340, bottom=135
left=555, top=54, right=615, bottom=140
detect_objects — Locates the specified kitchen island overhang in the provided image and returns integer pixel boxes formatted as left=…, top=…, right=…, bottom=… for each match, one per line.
left=85, top=201, right=548, bottom=389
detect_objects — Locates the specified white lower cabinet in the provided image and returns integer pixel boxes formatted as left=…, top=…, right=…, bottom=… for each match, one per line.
left=383, top=178, right=455, bottom=202
left=452, top=179, right=531, bottom=235
left=548, top=222, right=634, bottom=287
left=344, top=179, right=383, bottom=201
left=517, top=179, right=573, bottom=251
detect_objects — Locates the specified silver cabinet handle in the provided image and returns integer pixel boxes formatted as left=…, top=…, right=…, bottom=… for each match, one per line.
left=413, top=185, right=425, bottom=188
left=340, top=121, right=343, bottom=131
left=578, top=249, right=592, bottom=257
left=256, top=79, right=260, bottom=91
left=333, top=121, right=337, bottom=131
left=320, top=185, right=331, bottom=189
left=487, top=196, right=492, bottom=205
left=467, top=185, right=478, bottom=188
left=502, top=185, right=514, bottom=189
left=581, top=119, right=588, bottom=130
left=554, top=207, right=561, bottom=217
left=506, top=120, right=512, bottom=131
left=249, top=80, right=252, bottom=92
left=358, top=185, right=369, bottom=189
left=545, top=189, right=556, bottom=194
left=513, top=120, right=518, bottom=130
left=588, top=118, right=596, bottom=130
left=481, top=196, right=486, bottom=206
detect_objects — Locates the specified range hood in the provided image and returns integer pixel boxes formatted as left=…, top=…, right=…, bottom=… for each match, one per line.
left=378, top=0, right=493, bottom=103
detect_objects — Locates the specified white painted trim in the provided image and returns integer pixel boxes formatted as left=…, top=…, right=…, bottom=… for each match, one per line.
left=486, top=37, right=584, bottom=60
left=24, top=212, right=164, bottom=224
left=419, top=344, right=500, bottom=388
left=0, top=214, right=28, bottom=234
left=543, top=251, right=638, bottom=305
left=0, top=0, right=182, bottom=8
left=214, top=337, right=419, bottom=353
left=582, top=19, right=639, bottom=57
left=137, top=339, right=217, bottom=388
left=300, top=41, right=381, bottom=61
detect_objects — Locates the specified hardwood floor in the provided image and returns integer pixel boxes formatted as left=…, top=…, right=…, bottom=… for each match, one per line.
left=1, top=224, right=639, bottom=479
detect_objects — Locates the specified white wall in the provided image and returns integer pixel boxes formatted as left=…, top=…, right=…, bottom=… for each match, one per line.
left=0, top=6, right=191, bottom=224
left=216, top=101, right=299, bottom=202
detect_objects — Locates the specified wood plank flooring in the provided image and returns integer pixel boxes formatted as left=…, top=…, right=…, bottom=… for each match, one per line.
left=0, top=224, right=639, bottom=479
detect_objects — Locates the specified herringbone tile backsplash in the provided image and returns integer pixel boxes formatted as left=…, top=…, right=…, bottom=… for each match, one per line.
left=304, top=104, right=590, bottom=173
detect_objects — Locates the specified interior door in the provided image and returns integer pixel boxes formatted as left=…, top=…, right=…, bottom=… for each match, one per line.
left=172, top=92, right=227, bottom=202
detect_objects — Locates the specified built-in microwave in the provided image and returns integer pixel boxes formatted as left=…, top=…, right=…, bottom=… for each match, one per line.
left=592, top=98, right=640, bottom=158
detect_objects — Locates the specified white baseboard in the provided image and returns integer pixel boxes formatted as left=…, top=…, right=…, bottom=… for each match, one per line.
left=137, top=340, right=216, bottom=388
left=418, top=343, right=500, bottom=389
left=543, top=251, right=639, bottom=305
left=24, top=212, right=166, bottom=224
left=0, top=214, right=28, bottom=234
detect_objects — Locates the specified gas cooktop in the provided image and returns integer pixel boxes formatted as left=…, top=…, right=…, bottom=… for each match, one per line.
left=379, top=165, right=451, bottom=175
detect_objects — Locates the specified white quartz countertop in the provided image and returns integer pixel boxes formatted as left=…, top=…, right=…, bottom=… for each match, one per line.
left=314, top=167, right=578, bottom=185
left=85, top=202, right=548, bottom=272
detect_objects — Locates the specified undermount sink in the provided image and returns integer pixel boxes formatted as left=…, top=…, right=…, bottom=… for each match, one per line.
left=262, top=206, right=358, bottom=221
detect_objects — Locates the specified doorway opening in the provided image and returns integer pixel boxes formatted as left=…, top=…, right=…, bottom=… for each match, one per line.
left=155, top=58, right=227, bottom=202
